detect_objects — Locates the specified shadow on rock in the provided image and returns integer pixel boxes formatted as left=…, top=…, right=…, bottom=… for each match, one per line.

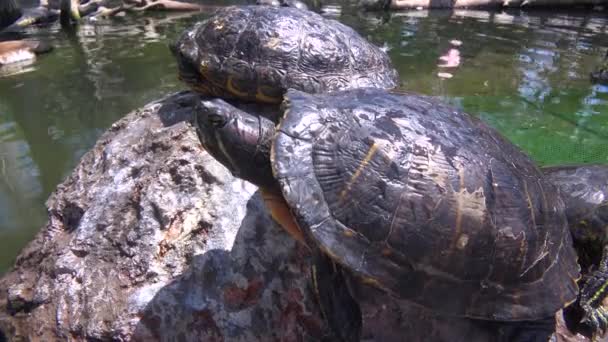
left=132, top=191, right=328, bottom=341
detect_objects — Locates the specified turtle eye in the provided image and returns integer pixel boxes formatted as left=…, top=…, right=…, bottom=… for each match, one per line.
left=207, top=113, right=228, bottom=128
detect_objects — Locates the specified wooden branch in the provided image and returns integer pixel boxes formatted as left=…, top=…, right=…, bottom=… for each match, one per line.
left=92, top=3, right=136, bottom=17
left=123, top=0, right=147, bottom=6
left=78, top=0, right=105, bottom=13
left=130, top=0, right=204, bottom=11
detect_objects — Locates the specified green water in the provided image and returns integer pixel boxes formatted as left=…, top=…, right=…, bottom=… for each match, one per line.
left=0, top=6, right=607, bottom=274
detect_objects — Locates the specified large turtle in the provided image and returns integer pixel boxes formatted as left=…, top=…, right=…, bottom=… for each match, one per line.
left=543, top=164, right=608, bottom=339
left=193, top=87, right=581, bottom=341
left=170, top=6, right=399, bottom=107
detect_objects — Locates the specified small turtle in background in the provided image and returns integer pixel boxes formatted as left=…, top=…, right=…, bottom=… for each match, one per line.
left=543, top=164, right=608, bottom=340
left=194, top=87, right=581, bottom=342
left=590, top=50, right=608, bottom=86
left=170, top=5, right=399, bottom=113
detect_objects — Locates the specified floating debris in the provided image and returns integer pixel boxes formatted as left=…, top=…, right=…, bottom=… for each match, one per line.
left=437, top=72, right=453, bottom=78
left=438, top=48, right=461, bottom=68
left=450, top=39, right=463, bottom=46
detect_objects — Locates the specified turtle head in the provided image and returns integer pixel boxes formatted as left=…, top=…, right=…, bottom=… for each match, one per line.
left=194, top=98, right=278, bottom=189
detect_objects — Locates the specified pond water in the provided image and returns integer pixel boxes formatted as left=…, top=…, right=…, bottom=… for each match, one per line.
left=0, top=3, right=607, bottom=274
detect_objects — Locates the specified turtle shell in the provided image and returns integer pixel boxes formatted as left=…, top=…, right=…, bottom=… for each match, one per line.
left=271, top=87, right=580, bottom=321
left=172, top=6, right=398, bottom=104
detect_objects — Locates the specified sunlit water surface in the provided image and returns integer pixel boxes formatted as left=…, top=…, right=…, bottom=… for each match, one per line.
left=1, top=4, right=607, bottom=274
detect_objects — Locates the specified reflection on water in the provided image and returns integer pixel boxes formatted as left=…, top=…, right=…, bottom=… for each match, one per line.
left=0, top=6, right=607, bottom=273
left=0, top=10, right=211, bottom=272
left=354, top=9, right=608, bottom=164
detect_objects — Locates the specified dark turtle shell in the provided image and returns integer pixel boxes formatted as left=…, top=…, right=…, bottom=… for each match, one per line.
left=271, top=87, right=580, bottom=321
left=172, top=6, right=398, bottom=104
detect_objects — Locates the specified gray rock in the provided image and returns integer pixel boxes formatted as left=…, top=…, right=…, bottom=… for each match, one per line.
left=0, top=91, right=326, bottom=341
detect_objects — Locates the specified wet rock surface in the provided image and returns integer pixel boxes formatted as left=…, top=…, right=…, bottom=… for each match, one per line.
left=0, top=91, right=593, bottom=341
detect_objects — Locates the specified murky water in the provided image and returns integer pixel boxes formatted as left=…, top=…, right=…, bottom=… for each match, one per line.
left=0, top=4, right=607, bottom=274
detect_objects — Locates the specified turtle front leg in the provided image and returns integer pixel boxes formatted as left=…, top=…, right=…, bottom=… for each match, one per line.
left=570, top=244, right=608, bottom=340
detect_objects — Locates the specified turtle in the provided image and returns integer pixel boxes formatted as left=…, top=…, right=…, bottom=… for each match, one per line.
left=170, top=6, right=399, bottom=107
left=542, top=164, right=608, bottom=340
left=193, top=87, right=581, bottom=341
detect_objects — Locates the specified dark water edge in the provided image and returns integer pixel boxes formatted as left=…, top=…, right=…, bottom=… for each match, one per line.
left=0, top=4, right=607, bottom=274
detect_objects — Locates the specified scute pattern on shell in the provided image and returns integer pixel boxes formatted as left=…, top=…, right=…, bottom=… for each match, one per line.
left=174, top=6, right=399, bottom=102
left=272, top=88, right=580, bottom=322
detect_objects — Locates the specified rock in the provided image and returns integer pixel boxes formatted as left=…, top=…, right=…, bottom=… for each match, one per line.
left=0, top=91, right=326, bottom=341
left=0, top=90, right=592, bottom=342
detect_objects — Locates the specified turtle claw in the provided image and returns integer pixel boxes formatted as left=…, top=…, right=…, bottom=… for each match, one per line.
left=571, top=268, right=608, bottom=340
left=581, top=313, right=603, bottom=336
left=581, top=306, right=608, bottom=339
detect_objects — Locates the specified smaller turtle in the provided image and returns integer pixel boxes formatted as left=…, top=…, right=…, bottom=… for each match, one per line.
left=194, top=87, right=581, bottom=341
left=543, top=164, right=608, bottom=340
left=171, top=6, right=398, bottom=106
